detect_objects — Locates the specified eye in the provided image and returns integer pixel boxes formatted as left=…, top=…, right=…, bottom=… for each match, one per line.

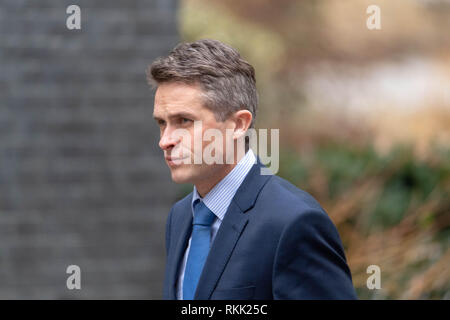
left=181, top=117, right=192, bottom=124
left=158, top=119, right=166, bottom=126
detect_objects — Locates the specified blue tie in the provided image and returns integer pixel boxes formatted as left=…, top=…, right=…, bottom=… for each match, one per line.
left=183, top=199, right=216, bottom=300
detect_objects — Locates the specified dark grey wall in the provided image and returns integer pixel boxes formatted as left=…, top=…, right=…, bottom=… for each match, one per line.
left=0, top=0, right=180, bottom=299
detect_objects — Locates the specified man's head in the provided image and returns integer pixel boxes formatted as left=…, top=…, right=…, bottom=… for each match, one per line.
left=147, top=39, right=258, bottom=191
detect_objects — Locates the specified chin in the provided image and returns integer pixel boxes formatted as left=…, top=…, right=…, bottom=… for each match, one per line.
left=170, top=167, right=194, bottom=184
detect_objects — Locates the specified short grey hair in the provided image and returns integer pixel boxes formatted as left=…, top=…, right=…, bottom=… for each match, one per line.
left=147, top=39, right=258, bottom=129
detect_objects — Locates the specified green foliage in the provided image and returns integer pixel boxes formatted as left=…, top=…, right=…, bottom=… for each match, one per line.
left=315, top=143, right=381, bottom=199
left=278, top=142, right=449, bottom=230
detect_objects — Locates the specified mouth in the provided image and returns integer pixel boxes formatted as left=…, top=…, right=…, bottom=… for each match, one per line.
left=165, top=156, right=188, bottom=166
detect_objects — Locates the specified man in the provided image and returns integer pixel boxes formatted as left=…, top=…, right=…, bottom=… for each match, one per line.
left=147, top=39, right=357, bottom=300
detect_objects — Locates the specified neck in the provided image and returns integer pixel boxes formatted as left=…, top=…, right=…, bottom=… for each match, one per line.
left=195, top=163, right=235, bottom=197
left=195, top=148, right=247, bottom=197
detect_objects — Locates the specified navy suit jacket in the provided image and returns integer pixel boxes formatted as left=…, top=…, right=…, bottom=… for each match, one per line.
left=163, top=158, right=357, bottom=299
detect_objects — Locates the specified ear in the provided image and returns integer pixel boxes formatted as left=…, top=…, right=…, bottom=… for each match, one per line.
left=232, top=110, right=253, bottom=140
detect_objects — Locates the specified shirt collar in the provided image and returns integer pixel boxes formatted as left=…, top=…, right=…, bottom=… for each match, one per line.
left=191, top=149, right=257, bottom=221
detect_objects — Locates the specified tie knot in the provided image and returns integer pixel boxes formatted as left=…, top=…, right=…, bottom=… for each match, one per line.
left=193, top=199, right=216, bottom=226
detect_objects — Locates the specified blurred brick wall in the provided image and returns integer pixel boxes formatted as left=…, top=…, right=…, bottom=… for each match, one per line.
left=0, top=0, right=180, bottom=299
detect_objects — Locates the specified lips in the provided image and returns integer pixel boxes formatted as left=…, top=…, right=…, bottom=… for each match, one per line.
left=165, top=156, right=188, bottom=165
left=165, top=156, right=186, bottom=161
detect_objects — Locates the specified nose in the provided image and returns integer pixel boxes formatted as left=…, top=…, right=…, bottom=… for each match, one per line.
left=159, top=127, right=179, bottom=151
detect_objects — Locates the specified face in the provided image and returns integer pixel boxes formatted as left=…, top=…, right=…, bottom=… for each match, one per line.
left=153, top=82, right=237, bottom=186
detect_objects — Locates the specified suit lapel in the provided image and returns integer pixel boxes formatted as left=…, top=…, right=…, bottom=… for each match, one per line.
left=167, top=195, right=193, bottom=300
left=194, top=157, right=273, bottom=299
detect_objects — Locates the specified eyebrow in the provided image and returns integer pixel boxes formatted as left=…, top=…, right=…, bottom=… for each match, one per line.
left=153, top=112, right=197, bottom=121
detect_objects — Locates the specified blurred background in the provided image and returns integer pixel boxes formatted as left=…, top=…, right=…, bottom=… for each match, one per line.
left=0, top=0, right=180, bottom=299
left=1, top=0, right=449, bottom=299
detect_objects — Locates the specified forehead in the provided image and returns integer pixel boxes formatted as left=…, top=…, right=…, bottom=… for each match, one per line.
left=153, top=82, right=204, bottom=115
